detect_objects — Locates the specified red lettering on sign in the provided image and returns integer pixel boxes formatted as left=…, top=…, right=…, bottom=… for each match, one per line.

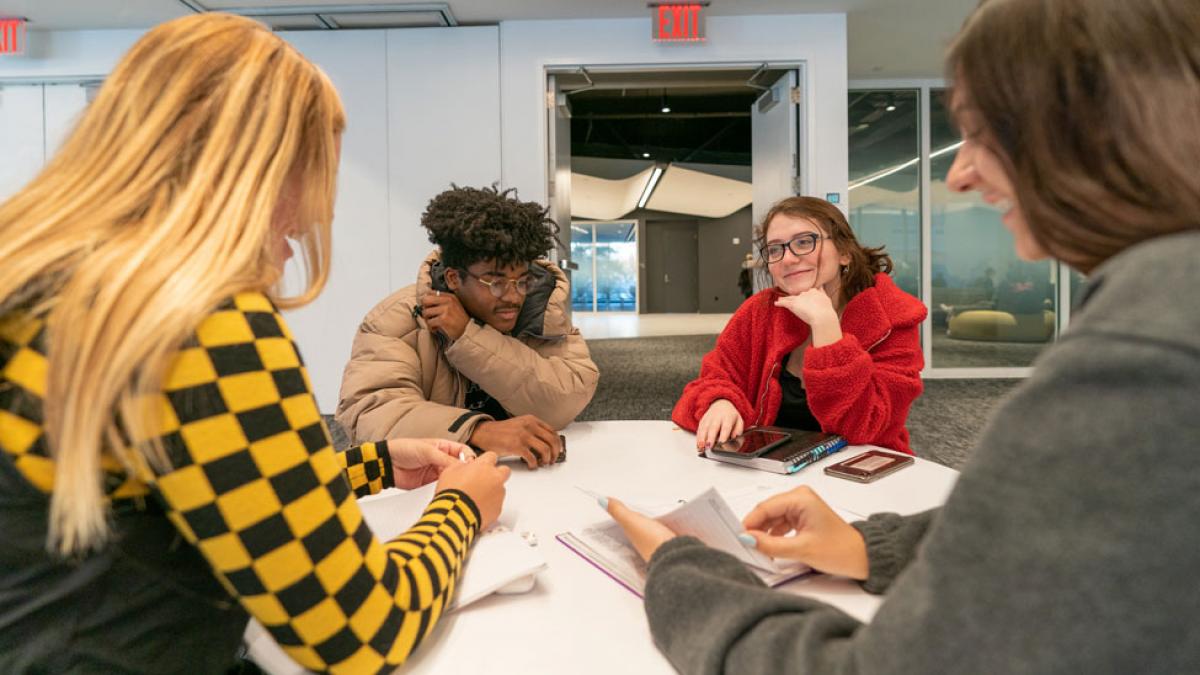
left=652, top=4, right=705, bottom=43
left=0, top=19, right=24, bottom=55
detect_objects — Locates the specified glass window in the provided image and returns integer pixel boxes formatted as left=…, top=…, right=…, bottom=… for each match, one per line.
left=569, top=224, right=595, bottom=312
left=571, top=221, right=637, bottom=312
left=847, top=90, right=921, bottom=300
left=929, top=89, right=1058, bottom=368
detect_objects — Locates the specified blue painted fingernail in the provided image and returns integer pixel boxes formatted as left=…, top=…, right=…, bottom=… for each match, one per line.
left=597, top=497, right=609, bottom=510
left=737, top=533, right=757, bottom=547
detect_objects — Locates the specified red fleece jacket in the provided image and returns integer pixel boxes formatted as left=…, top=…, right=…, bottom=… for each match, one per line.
left=672, top=273, right=927, bottom=454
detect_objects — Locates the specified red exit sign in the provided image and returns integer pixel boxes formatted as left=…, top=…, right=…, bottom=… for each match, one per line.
left=651, top=3, right=706, bottom=43
left=1, top=18, right=26, bottom=55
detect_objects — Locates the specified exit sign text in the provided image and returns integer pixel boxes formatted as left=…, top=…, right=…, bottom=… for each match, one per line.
left=652, top=3, right=706, bottom=43
left=1, top=18, right=26, bottom=56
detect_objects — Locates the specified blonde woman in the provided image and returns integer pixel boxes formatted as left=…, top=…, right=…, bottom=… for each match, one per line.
left=0, top=14, right=509, bottom=673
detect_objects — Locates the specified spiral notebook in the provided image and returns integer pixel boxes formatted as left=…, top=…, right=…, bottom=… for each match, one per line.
left=703, top=427, right=847, bottom=474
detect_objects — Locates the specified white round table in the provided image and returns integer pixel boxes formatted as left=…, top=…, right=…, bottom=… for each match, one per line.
left=394, top=420, right=960, bottom=674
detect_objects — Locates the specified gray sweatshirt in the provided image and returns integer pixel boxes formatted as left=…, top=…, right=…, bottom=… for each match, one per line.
left=644, top=231, right=1200, bottom=674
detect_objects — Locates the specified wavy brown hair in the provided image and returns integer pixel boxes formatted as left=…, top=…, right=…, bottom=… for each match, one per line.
left=757, top=196, right=893, bottom=307
left=946, top=0, right=1200, bottom=273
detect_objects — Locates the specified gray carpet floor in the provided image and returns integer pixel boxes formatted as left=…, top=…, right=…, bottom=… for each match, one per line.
left=324, top=335, right=1026, bottom=472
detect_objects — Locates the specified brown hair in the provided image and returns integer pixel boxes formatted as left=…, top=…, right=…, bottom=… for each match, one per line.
left=757, top=196, right=893, bottom=306
left=946, top=0, right=1200, bottom=273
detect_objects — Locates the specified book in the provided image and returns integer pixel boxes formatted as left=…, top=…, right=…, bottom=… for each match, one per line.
left=558, top=485, right=859, bottom=597
left=704, top=427, right=847, bottom=474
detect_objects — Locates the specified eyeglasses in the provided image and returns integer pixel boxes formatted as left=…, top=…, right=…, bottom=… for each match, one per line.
left=760, top=233, right=829, bottom=264
left=462, top=270, right=539, bottom=298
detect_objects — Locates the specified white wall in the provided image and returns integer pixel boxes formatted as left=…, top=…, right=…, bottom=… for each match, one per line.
left=0, top=83, right=95, bottom=202
left=499, top=14, right=849, bottom=206
left=281, top=31, right=392, bottom=414
left=386, top=26, right=502, bottom=286
left=0, top=84, right=45, bottom=200
left=42, top=83, right=90, bottom=154
left=0, top=29, right=140, bottom=78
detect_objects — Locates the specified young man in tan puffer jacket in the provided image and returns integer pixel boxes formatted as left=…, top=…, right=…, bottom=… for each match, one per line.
left=337, top=185, right=599, bottom=469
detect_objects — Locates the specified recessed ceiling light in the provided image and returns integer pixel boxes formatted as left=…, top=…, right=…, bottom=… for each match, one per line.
left=661, top=106, right=671, bottom=113
left=642, top=152, right=651, bottom=158
left=886, top=105, right=897, bottom=112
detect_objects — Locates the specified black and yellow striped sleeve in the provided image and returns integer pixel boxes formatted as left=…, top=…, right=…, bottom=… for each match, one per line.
left=149, top=291, right=480, bottom=673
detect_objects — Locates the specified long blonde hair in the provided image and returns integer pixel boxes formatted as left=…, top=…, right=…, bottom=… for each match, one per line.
left=0, top=13, right=345, bottom=554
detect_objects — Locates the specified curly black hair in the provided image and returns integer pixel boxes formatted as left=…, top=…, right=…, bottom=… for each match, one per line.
left=420, top=184, right=559, bottom=270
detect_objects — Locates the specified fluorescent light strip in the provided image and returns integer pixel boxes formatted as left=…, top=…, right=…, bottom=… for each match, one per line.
left=637, top=166, right=665, bottom=209
left=848, top=141, right=965, bottom=191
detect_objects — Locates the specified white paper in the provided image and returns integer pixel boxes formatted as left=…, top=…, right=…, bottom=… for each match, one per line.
left=356, top=484, right=544, bottom=609
left=654, top=486, right=785, bottom=572
left=562, top=484, right=860, bottom=594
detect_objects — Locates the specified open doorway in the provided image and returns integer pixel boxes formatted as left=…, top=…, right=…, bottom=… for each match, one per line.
left=547, top=65, right=804, bottom=330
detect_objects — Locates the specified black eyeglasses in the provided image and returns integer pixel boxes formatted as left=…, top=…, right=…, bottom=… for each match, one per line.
left=462, top=270, right=539, bottom=298
left=760, top=233, right=829, bottom=264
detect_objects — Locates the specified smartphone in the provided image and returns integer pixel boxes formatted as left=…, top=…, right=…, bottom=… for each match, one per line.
left=710, top=429, right=792, bottom=459
left=824, top=450, right=913, bottom=483
left=556, top=434, right=567, bottom=463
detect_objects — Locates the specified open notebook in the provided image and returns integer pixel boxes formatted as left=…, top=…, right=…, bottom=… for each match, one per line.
left=558, top=485, right=862, bottom=597
left=244, top=483, right=546, bottom=674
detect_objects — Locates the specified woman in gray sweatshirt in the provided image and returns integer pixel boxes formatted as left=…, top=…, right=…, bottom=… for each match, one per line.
left=608, top=0, right=1200, bottom=672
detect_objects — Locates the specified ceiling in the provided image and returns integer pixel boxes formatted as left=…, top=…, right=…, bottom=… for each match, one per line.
left=3, top=0, right=978, bottom=78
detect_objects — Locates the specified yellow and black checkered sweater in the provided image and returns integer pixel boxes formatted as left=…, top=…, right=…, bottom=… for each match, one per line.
left=0, top=292, right=480, bottom=673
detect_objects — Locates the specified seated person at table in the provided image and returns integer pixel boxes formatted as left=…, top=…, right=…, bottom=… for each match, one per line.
left=610, top=0, right=1200, bottom=671
left=673, top=196, right=926, bottom=453
left=338, top=185, right=599, bottom=469
left=0, top=14, right=510, bottom=673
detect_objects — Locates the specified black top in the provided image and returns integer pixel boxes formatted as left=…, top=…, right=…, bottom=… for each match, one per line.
left=774, top=354, right=821, bottom=432
left=465, top=378, right=511, bottom=422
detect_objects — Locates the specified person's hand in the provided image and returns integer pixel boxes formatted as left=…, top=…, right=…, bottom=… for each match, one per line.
left=421, top=290, right=470, bottom=341
left=741, top=486, right=868, bottom=580
left=606, top=498, right=678, bottom=562
left=469, top=415, right=562, bottom=468
left=386, top=438, right=474, bottom=489
left=435, top=452, right=511, bottom=529
left=774, top=287, right=838, bottom=327
left=695, top=399, right=743, bottom=449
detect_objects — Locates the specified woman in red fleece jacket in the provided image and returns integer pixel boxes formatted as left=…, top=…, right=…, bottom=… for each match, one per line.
left=673, top=197, right=927, bottom=454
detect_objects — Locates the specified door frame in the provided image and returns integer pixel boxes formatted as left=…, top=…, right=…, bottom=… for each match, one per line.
left=544, top=61, right=809, bottom=315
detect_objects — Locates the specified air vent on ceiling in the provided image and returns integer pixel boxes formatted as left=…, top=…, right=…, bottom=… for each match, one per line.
left=191, top=3, right=457, bottom=30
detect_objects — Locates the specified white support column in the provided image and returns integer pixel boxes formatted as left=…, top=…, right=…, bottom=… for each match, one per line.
left=919, top=84, right=934, bottom=374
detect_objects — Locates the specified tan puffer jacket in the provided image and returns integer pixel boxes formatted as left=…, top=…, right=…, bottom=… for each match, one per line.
left=336, top=250, right=599, bottom=445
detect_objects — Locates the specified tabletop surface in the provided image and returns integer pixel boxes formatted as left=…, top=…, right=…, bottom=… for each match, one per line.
left=256, top=420, right=960, bottom=674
